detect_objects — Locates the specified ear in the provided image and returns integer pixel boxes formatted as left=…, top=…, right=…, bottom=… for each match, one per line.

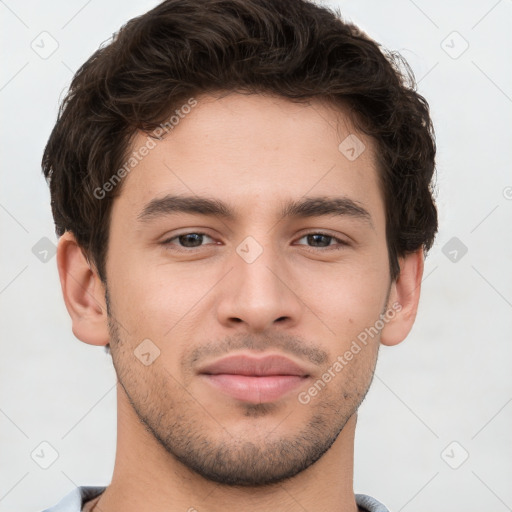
left=56, top=231, right=110, bottom=346
left=380, top=249, right=424, bottom=347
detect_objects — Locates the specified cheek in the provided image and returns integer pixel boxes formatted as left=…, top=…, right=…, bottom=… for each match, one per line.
left=108, top=255, right=218, bottom=342
left=295, top=257, right=389, bottom=343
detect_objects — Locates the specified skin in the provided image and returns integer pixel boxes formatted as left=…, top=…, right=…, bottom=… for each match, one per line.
left=57, top=92, right=423, bottom=512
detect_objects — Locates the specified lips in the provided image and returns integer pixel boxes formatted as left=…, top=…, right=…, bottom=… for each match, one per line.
left=198, top=354, right=311, bottom=403
left=198, top=354, right=310, bottom=377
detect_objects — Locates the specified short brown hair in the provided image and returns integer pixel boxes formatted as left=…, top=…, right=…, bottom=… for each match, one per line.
left=42, top=0, right=437, bottom=282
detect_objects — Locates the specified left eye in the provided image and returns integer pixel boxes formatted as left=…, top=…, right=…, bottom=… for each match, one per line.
left=295, top=233, right=346, bottom=248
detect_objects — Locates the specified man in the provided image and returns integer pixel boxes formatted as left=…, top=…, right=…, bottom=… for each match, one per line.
left=41, top=0, right=437, bottom=510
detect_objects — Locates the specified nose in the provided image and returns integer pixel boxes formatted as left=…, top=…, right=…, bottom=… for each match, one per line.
left=215, top=239, right=303, bottom=333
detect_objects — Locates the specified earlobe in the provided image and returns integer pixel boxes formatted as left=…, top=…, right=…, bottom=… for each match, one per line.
left=380, top=249, right=424, bottom=347
left=56, top=232, right=110, bottom=347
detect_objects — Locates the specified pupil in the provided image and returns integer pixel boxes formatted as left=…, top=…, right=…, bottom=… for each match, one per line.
left=180, top=234, right=203, bottom=247
left=308, top=234, right=330, bottom=247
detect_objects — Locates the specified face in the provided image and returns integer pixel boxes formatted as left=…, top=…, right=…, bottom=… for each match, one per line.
left=104, top=92, right=392, bottom=486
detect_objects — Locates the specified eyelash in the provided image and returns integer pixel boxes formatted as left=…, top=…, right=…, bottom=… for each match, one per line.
left=161, top=231, right=349, bottom=252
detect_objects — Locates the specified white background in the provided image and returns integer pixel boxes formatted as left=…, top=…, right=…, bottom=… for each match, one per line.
left=1, top=0, right=511, bottom=511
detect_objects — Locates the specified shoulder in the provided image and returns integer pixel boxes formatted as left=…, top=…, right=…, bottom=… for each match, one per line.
left=40, top=486, right=106, bottom=512
left=355, top=493, right=391, bottom=512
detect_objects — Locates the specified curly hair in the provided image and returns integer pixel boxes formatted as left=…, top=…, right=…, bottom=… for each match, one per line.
left=42, top=0, right=437, bottom=283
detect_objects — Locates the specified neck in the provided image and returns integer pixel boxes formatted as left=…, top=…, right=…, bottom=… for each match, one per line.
left=96, top=383, right=359, bottom=512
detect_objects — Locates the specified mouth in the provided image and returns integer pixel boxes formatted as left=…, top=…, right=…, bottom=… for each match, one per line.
left=198, top=354, right=311, bottom=404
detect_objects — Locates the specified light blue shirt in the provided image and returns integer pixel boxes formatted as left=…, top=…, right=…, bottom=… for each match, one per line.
left=41, top=486, right=391, bottom=511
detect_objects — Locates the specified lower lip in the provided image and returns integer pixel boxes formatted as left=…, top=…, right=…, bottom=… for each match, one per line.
left=201, top=374, right=308, bottom=403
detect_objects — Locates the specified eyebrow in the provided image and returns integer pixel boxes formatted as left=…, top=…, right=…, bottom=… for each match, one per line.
left=137, top=194, right=373, bottom=227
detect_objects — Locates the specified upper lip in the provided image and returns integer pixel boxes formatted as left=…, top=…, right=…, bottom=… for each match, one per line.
left=198, top=354, right=310, bottom=377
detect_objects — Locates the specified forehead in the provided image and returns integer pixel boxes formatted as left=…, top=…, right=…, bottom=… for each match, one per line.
left=113, top=92, right=384, bottom=222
